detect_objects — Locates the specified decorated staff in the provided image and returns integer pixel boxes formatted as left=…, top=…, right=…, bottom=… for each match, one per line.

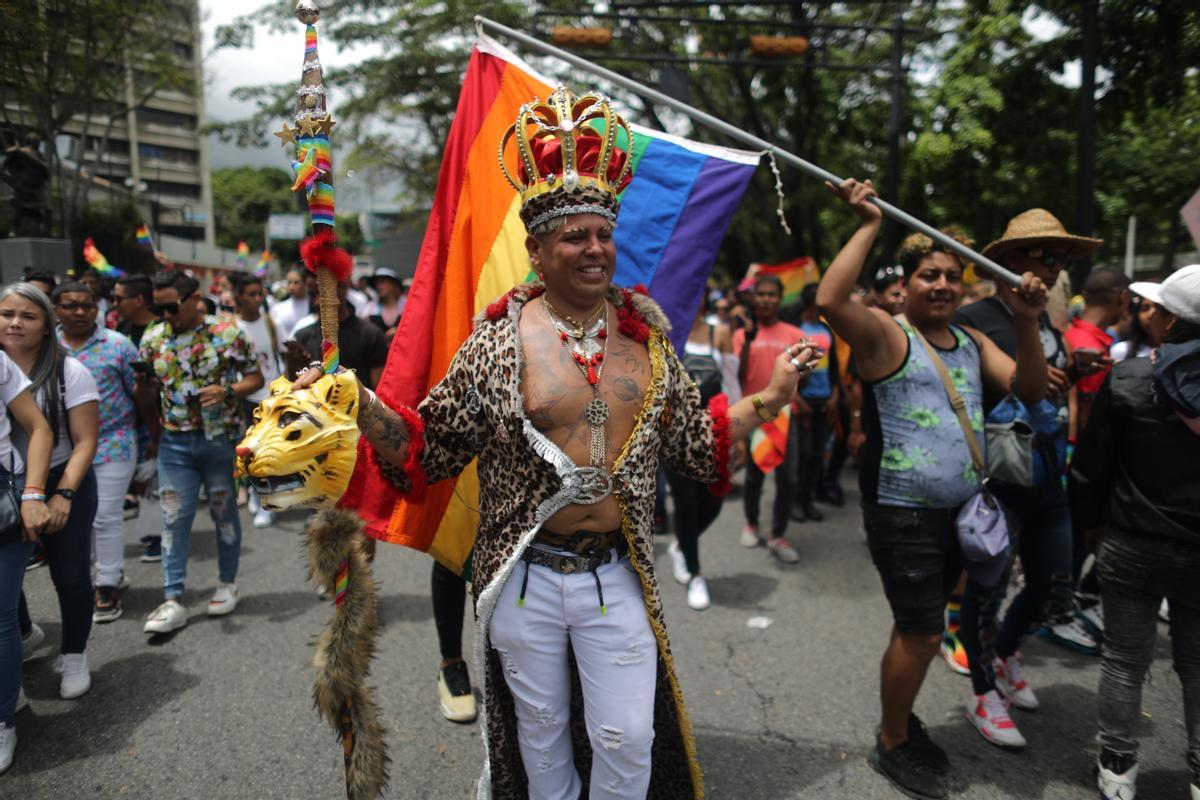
left=235, top=3, right=388, bottom=798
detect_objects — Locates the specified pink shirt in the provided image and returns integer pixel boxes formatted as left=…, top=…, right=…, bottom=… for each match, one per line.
left=733, top=320, right=803, bottom=396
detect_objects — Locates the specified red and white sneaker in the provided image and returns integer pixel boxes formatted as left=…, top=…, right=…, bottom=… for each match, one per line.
left=965, top=689, right=1026, bottom=749
left=994, top=653, right=1039, bottom=711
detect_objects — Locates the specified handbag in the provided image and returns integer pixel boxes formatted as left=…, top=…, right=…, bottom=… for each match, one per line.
left=985, top=394, right=1065, bottom=489
left=902, top=317, right=1012, bottom=587
left=0, top=456, right=22, bottom=546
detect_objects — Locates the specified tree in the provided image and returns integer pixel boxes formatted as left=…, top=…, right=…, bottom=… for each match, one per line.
left=0, top=0, right=196, bottom=238
left=212, top=166, right=297, bottom=250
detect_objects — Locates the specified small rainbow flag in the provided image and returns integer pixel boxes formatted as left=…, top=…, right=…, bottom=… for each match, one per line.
left=135, top=224, right=153, bottom=250
left=253, top=250, right=275, bottom=278
left=307, top=182, right=335, bottom=228
left=750, top=406, right=791, bottom=473
left=82, top=237, right=124, bottom=277
left=236, top=241, right=250, bottom=268
left=752, top=257, right=821, bottom=305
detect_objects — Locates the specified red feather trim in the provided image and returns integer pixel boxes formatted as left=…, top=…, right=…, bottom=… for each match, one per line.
left=632, top=283, right=650, bottom=296
left=706, top=393, right=733, bottom=497
left=362, top=404, right=427, bottom=502
left=299, top=229, right=354, bottom=282
left=485, top=294, right=510, bottom=321
left=616, top=299, right=650, bottom=343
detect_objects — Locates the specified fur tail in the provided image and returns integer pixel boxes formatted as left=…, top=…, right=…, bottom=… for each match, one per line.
left=307, top=509, right=390, bottom=800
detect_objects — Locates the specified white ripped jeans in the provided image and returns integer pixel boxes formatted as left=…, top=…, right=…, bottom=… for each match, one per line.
left=490, top=552, right=658, bottom=799
left=92, top=458, right=136, bottom=588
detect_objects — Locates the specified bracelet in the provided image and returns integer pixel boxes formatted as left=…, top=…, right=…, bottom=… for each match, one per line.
left=21, top=493, right=46, bottom=502
left=363, top=387, right=379, bottom=414
left=22, top=486, right=45, bottom=493
left=752, top=394, right=776, bottom=422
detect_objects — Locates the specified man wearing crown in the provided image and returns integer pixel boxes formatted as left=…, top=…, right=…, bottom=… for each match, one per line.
left=296, top=88, right=818, bottom=799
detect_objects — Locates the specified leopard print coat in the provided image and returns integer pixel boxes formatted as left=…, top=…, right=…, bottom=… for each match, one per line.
left=377, top=283, right=730, bottom=800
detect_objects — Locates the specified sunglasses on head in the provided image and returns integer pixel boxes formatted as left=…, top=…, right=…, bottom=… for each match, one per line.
left=150, top=301, right=181, bottom=315
left=1023, top=248, right=1074, bottom=268
left=57, top=302, right=96, bottom=312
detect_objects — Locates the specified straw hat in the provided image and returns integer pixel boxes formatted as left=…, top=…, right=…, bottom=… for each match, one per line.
left=981, top=209, right=1103, bottom=260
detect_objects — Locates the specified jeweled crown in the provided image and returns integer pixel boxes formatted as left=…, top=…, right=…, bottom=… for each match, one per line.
left=499, top=87, right=634, bottom=231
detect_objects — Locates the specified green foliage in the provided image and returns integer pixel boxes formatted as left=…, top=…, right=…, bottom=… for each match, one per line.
left=0, top=0, right=197, bottom=236
left=212, top=166, right=296, bottom=250
left=213, top=0, right=1200, bottom=285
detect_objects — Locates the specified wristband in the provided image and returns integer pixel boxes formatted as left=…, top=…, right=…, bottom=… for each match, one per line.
left=21, top=493, right=46, bottom=502
left=363, top=387, right=379, bottom=414
left=752, top=394, right=776, bottom=423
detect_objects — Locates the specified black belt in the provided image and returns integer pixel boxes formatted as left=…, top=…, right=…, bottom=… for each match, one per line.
left=520, top=540, right=627, bottom=575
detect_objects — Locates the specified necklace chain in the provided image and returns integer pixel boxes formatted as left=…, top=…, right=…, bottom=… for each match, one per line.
left=544, top=297, right=605, bottom=337
left=543, top=299, right=610, bottom=472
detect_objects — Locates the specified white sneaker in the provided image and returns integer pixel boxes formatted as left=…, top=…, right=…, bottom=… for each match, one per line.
left=1038, top=618, right=1100, bottom=654
left=55, top=653, right=91, bottom=699
left=739, top=524, right=764, bottom=548
left=1097, top=756, right=1138, bottom=800
left=117, top=573, right=131, bottom=591
left=965, top=689, right=1026, bottom=749
left=1190, top=781, right=1199, bottom=800
left=207, top=583, right=239, bottom=616
left=0, top=722, right=14, bottom=774
left=1077, top=602, right=1104, bottom=637
left=247, top=489, right=261, bottom=515
left=253, top=509, right=275, bottom=529
left=15, top=688, right=28, bottom=714
left=20, top=623, right=44, bottom=662
left=686, top=576, right=711, bottom=611
left=667, top=541, right=691, bottom=585
left=144, top=599, right=187, bottom=634
left=1159, top=599, right=1170, bottom=624
left=994, top=654, right=1039, bottom=711
left=767, top=537, right=800, bottom=564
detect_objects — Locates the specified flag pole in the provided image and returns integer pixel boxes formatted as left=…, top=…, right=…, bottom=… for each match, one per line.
left=474, top=16, right=1023, bottom=289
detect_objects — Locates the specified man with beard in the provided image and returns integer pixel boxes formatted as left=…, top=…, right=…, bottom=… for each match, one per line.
left=817, top=178, right=1049, bottom=799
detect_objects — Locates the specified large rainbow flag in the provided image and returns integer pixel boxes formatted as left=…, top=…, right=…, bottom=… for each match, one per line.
left=755, top=256, right=820, bottom=305
left=340, top=35, right=760, bottom=572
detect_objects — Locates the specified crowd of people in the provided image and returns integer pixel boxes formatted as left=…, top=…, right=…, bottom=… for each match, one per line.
left=1, top=185, right=1196, bottom=800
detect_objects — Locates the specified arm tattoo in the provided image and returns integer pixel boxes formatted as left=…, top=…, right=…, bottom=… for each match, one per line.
left=360, top=402, right=410, bottom=454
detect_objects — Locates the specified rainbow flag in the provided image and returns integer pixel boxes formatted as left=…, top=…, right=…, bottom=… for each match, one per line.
left=82, top=237, right=124, bottom=277
left=755, top=257, right=820, bottom=305
left=235, top=241, right=250, bottom=268
left=340, top=34, right=760, bottom=570
left=135, top=224, right=154, bottom=250
left=253, top=250, right=275, bottom=278
left=750, top=406, right=791, bottom=473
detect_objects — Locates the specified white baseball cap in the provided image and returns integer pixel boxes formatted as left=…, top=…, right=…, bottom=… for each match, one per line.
left=1130, top=264, right=1200, bottom=325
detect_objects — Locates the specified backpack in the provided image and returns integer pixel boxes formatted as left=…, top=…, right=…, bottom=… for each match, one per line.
left=682, top=325, right=723, bottom=404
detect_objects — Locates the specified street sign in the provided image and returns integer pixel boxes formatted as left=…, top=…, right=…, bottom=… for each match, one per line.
left=268, top=213, right=308, bottom=240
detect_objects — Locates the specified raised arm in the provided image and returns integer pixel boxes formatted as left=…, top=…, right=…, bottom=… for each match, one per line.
left=814, top=179, right=907, bottom=382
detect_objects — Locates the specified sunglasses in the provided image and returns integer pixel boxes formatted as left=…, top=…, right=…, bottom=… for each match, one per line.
left=1022, top=248, right=1075, bottom=268
left=56, top=302, right=97, bottom=312
left=150, top=301, right=181, bottom=315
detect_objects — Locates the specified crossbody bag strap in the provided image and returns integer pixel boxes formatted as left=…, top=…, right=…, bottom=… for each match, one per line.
left=898, top=314, right=987, bottom=478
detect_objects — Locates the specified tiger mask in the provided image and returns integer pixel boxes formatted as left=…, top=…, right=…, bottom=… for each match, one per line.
left=235, top=372, right=361, bottom=510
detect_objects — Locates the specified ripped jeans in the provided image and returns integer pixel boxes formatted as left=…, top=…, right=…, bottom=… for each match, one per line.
left=156, top=431, right=242, bottom=600
left=490, top=553, right=657, bottom=799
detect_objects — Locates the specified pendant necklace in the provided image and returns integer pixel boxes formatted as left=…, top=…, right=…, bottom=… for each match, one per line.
left=544, top=298, right=610, bottom=470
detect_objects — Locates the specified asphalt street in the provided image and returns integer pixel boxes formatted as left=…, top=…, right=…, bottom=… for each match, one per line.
left=8, top=476, right=1188, bottom=800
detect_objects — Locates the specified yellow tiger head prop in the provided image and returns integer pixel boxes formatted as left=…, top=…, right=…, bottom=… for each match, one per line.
left=235, top=372, right=361, bottom=510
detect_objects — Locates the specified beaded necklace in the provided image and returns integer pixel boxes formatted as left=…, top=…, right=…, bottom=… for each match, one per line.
left=543, top=299, right=610, bottom=470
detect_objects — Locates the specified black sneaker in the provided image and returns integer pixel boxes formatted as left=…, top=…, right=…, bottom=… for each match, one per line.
left=870, top=734, right=948, bottom=800
left=93, top=586, right=123, bottom=623
left=802, top=503, right=825, bottom=522
left=123, top=497, right=140, bottom=520
left=140, top=537, right=163, bottom=563
left=907, top=713, right=950, bottom=775
left=26, top=545, right=46, bottom=572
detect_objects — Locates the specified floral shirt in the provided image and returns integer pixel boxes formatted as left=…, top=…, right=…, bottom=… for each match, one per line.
left=59, top=325, right=139, bottom=464
left=138, top=316, right=257, bottom=440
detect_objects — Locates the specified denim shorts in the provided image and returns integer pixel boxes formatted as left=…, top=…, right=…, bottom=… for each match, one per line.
left=863, top=502, right=964, bottom=636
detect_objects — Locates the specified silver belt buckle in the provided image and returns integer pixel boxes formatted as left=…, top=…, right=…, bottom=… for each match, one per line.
left=561, top=466, right=612, bottom=505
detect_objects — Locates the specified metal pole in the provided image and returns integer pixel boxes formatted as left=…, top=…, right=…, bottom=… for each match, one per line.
left=883, top=1, right=904, bottom=261
left=1075, top=0, right=1099, bottom=287
left=1124, top=215, right=1136, bottom=279
left=475, top=16, right=1023, bottom=288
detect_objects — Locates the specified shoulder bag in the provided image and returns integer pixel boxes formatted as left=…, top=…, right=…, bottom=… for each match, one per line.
left=902, top=317, right=1013, bottom=587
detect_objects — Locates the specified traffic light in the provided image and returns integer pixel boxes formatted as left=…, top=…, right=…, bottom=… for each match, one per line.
left=551, top=27, right=613, bottom=49
left=749, top=35, right=809, bottom=58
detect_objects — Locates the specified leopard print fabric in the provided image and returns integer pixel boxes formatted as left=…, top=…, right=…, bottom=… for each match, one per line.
left=376, top=283, right=725, bottom=799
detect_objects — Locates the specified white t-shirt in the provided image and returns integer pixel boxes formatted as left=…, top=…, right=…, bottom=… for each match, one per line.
left=0, top=350, right=33, bottom=472
left=270, top=296, right=310, bottom=341
left=11, top=356, right=100, bottom=472
left=1110, top=340, right=1153, bottom=363
left=237, top=314, right=284, bottom=403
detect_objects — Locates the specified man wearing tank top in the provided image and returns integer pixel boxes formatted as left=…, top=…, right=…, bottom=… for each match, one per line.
left=816, top=178, right=1050, bottom=800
